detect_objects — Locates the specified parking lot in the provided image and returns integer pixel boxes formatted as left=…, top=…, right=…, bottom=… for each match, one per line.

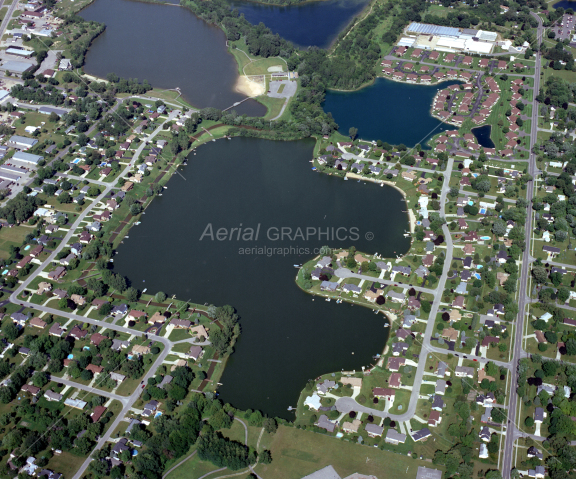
left=554, top=13, right=576, bottom=44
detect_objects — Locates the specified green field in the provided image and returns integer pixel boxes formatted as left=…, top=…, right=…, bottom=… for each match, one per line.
left=253, top=426, right=441, bottom=479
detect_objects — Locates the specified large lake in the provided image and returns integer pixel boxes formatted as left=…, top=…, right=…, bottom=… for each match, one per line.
left=230, top=0, right=370, bottom=48
left=79, top=0, right=266, bottom=116
left=114, top=137, right=410, bottom=418
left=324, top=78, right=461, bottom=148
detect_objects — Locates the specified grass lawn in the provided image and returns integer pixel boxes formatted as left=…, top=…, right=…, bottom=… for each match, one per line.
left=253, top=425, right=441, bottom=479
left=168, top=328, right=193, bottom=342
left=244, top=58, right=286, bottom=76
left=542, top=67, right=576, bottom=84
left=258, top=95, right=288, bottom=121
left=165, top=451, right=219, bottom=479
left=47, top=451, right=87, bottom=479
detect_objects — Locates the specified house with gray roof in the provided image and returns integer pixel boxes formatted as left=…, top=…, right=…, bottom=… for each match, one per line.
left=44, top=390, right=62, bottom=402
left=481, top=407, right=492, bottom=423
left=431, top=395, right=444, bottom=411
left=387, top=290, right=406, bottom=303
left=479, top=426, right=491, bottom=442
left=454, top=282, right=468, bottom=295
left=385, top=429, right=407, bottom=444
left=436, top=361, right=447, bottom=377
left=455, top=366, right=474, bottom=378
left=365, top=423, right=384, bottom=437
left=342, top=283, right=362, bottom=294
left=315, top=414, right=337, bottom=433
left=316, top=379, right=336, bottom=395
left=435, top=380, right=447, bottom=395
left=392, top=265, right=411, bottom=276
left=111, top=339, right=130, bottom=351
left=392, top=341, right=409, bottom=356
left=320, top=281, right=339, bottom=292
left=416, top=467, right=442, bottom=479
left=316, top=256, right=332, bottom=269
left=534, top=407, right=545, bottom=423
left=527, top=446, right=543, bottom=460
left=412, top=427, right=432, bottom=442
left=376, top=261, right=389, bottom=271
left=158, top=375, right=173, bottom=389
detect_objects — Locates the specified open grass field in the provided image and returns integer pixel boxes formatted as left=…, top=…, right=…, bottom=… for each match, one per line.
left=244, top=58, right=286, bottom=76
left=0, top=224, right=31, bottom=259
left=542, top=67, right=576, bottom=84
left=258, top=95, right=287, bottom=120
left=46, top=450, right=87, bottom=479
left=165, top=451, right=219, bottom=479
left=253, top=426, right=440, bottom=479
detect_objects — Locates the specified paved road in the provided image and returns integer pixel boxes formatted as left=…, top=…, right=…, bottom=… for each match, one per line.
left=500, top=12, right=543, bottom=479
left=334, top=268, right=437, bottom=295
left=8, top=109, right=181, bottom=479
left=341, top=152, right=436, bottom=175
left=336, top=157, right=456, bottom=421
left=0, top=0, right=20, bottom=40
left=49, top=375, right=130, bottom=404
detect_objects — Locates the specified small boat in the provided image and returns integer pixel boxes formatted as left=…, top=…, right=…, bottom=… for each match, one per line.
left=384, top=323, right=389, bottom=328
left=325, top=298, right=331, bottom=302
left=294, top=264, right=301, bottom=268
left=403, top=233, right=410, bottom=237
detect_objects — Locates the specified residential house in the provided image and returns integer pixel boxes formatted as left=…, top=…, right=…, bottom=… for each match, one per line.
left=342, top=419, right=362, bottom=434
left=373, top=387, right=395, bottom=401
left=389, top=372, right=402, bottom=388
left=30, top=317, right=46, bottom=329
left=44, top=390, right=62, bottom=402
left=131, top=345, right=151, bottom=356
left=387, top=357, right=406, bottom=372
left=36, top=282, right=52, bottom=295
left=69, top=325, right=87, bottom=340
left=455, top=366, right=474, bottom=378
left=365, top=424, right=384, bottom=438
left=428, top=410, right=442, bottom=427
left=110, top=372, right=126, bottom=383
left=412, top=428, right=432, bottom=442
left=127, top=310, right=147, bottom=322
left=49, top=323, right=65, bottom=337
left=21, top=384, right=41, bottom=396
left=91, top=406, right=106, bottom=422
left=149, top=311, right=168, bottom=324
left=435, top=380, right=447, bottom=395
left=187, top=345, right=204, bottom=361
left=315, top=415, right=337, bottom=433
left=48, top=267, right=66, bottom=280
left=86, top=364, right=103, bottom=375
left=385, top=429, right=407, bottom=445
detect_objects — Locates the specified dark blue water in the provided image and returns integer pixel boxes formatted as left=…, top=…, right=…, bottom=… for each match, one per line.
left=472, top=125, right=495, bottom=148
left=553, top=0, right=576, bottom=9
left=230, top=0, right=370, bottom=48
left=115, top=137, right=410, bottom=418
left=80, top=0, right=266, bottom=116
left=324, top=78, right=461, bottom=148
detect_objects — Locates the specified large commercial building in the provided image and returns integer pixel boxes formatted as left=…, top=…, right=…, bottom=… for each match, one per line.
left=38, top=106, right=67, bottom=117
left=399, top=22, right=498, bottom=55
left=8, top=135, right=38, bottom=150
left=2, top=60, right=35, bottom=75
left=12, top=151, right=44, bottom=167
